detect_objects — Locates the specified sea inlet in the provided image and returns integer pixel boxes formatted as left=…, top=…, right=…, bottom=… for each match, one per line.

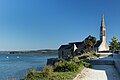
left=0, top=53, right=57, bottom=80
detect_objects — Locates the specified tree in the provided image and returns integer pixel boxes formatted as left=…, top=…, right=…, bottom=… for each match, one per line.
left=84, top=39, right=93, bottom=49
left=110, top=36, right=119, bottom=53
left=88, top=35, right=97, bottom=46
left=84, top=35, right=97, bottom=51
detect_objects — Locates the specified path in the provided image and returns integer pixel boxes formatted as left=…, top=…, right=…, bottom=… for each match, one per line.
left=74, top=65, right=120, bottom=80
left=74, top=53, right=120, bottom=80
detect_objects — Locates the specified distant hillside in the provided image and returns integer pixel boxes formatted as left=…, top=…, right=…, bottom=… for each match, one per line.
left=0, top=49, right=58, bottom=54
left=35, top=49, right=58, bottom=54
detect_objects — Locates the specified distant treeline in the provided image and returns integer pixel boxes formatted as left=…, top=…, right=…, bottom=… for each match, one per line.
left=0, top=49, right=58, bottom=54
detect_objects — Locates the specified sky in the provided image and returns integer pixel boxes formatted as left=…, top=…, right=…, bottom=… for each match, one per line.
left=0, top=0, right=120, bottom=51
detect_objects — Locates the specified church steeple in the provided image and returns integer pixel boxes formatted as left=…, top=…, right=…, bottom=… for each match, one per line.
left=100, top=15, right=106, bottom=42
left=101, top=15, right=105, bottom=27
left=98, top=15, right=109, bottom=51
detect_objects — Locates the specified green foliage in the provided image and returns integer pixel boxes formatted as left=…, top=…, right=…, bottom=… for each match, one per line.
left=110, top=36, right=119, bottom=52
left=81, top=61, right=91, bottom=68
left=88, top=35, right=97, bottom=45
left=54, top=61, right=79, bottom=72
left=84, top=35, right=97, bottom=50
left=23, top=60, right=85, bottom=80
left=65, top=62, right=79, bottom=72
left=22, top=37, right=98, bottom=80
left=84, top=39, right=93, bottom=49
left=80, top=50, right=86, bottom=54
left=96, top=54, right=100, bottom=57
left=23, top=66, right=54, bottom=80
left=67, top=56, right=74, bottom=61
left=23, top=52, right=95, bottom=80
left=78, top=51, right=96, bottom=59
left=67, top=56, right=79, bottom=62
left=50, top=71, right=82, bottom=80
left=78, top=54, right=89, bottom=59
left=54, top=61, right=67, bottom=72
left=26, top=72, right=34, bottom=80
left=42, top=65, right=53, bottom=77
left=49, top=74, right=64, bottom=80
left=88, top=51, right=97, bottom=58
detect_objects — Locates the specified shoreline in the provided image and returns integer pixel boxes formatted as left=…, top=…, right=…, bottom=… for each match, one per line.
left=0, top=50, right=58, bottom=54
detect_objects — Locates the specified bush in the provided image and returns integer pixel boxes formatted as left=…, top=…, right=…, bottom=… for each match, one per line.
left=49, top=75, right=64, bottom=80
left=42, top=65, right=53, bottom=77
left=90, top=51, right=96, bottom=56
left=78, top=54, right=89, bottom=59
left=54, top=61, right=79, bottom=72
left=53, top=61, right=65, bottom=72
left=67, top=56, right=74, bottom=61
left=80, top=50, right=86, bottom=54
left=78, top=51, right=97, bottom=59
left=24, top=67, right=36, bottom=79
left=96, top=54, right=100, bottom=57
left=67, top=56, right=80, bottom=63
left=23, top=52, right=93, bottom=80
left=81, top=61, right=91, bottom=68
left=65, top=62, right=79, bottom=72
left=26, top=71, right=34, bottom=79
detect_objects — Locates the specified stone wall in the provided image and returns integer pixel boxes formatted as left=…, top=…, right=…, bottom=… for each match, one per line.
left=85, top=59, right=114, bottom=65
left=114, top=60, right=120, bottom=74
left=47, top=58, right=60, bottom=65
left=85, top=59, right=120, bottom=74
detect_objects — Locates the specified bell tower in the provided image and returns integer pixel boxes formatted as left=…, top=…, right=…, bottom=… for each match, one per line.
left=100, top=15, right=106, bottom=42
left=98, top=15, right=109, bottom=51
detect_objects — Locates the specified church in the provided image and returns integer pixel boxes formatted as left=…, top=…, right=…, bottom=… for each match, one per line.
left=58, top=15, right=109, bottom=59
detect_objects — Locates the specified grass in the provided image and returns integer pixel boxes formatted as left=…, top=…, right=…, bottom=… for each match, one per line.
left=22, top=51, right=96, bottom=80
left=78, top=51, right=98, bottom=59
left=53, top=64, right=84, bottom=80
left=22, top=65, right=84, bottom=80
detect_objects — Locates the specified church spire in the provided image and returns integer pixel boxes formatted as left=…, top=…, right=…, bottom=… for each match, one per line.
left=101, top=14, right=105, bottom=27
left=100, top=14, right=106, bottom=42
left=98, top=15, right=109, bottom=51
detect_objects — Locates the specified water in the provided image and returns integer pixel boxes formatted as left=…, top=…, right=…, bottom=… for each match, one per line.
left=0, top=53, right=57, bottom=80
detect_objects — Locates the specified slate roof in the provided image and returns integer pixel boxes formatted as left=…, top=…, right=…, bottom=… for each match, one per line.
left=59, top=40, right=102, bottom=51
left=58, top=44, right=72, bottom=50
left=94, top=40, right=101, bottom=47
left=69, top=42, right=83, bottom=48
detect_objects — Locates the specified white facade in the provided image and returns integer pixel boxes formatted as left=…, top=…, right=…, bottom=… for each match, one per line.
left=98, top=15, right=109, bottom=51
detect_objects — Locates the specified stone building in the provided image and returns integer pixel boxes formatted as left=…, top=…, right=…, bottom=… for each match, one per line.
left=58, top=15, right=109, bottom=59
left=58, top=42, right=84, bottom=59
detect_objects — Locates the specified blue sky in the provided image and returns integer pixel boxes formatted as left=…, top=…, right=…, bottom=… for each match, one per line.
left=0, top=0, right=120, bottom=51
